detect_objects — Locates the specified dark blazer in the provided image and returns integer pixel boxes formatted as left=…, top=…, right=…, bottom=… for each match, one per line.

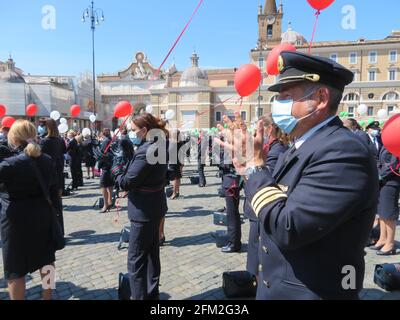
left=0, top=152, right=59, bottom=279
left=116, top=141, right=167, bottom=222
left=266, top=140, right=289, bottom=174
left=378, top=146, right=400, bottom=186
left=245, top=117, right=379, bottom=300
left=40, top=136, right=66, bottom=189
left=354, top=130, right=378, bottom=159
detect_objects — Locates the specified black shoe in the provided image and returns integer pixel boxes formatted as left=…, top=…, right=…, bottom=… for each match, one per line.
left=221, top=242, right=241, bottom=253
left=369, top=244, right=384, bottom=251
left=376, top=248, right=397, bottom=256
left=160, top=237, right=166, bottom=246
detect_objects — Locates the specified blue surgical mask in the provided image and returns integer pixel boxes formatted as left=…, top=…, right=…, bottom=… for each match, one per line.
left=128, top=131, right=142, bottom=145
left=370, top=130, right=379, bottom=137
left=272, top=91, right=317, bottom=135
left=38, top=125, right=46, bottom=136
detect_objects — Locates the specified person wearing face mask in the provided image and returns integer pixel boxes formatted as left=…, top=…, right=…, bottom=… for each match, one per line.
left=231, top=51, right=379, bottom=300
left=244, top=114, right=289, bottom=279
left=112, top=113, right=168, bottom=300
left=37, top=119, right=48, bottom=140
left=366, top=123, right=382, bottom=158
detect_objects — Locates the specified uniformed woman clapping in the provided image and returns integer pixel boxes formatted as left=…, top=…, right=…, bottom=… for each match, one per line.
left=113, top=113, right=168, bottom=300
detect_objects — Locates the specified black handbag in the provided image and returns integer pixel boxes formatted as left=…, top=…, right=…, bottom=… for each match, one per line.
left=30, top=159, right=65, bottom=251
left=213, top=210, right=228, bottom=226
left=118, top=273, right=131, bottom=300
left=222, top=271, right=257, bottom=299
left=189, top=176, right=200, bottom=185
left=374, top=263, right=400, bottom=291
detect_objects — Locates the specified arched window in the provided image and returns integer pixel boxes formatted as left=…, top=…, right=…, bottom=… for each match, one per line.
left=383, top=91, right=400, bottom=101
left=343, top=92, right=359, bottom=101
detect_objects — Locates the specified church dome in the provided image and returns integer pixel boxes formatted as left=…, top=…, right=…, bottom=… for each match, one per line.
left=281, top=23, right=308, bottom=46
left=180, top=52, right=208, bottom=87
left=0, top=58, right=25, bottom=83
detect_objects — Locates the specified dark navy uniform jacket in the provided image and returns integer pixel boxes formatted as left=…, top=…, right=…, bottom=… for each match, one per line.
left=116, top=141, right=167, bottom=222
left=244, top=140, right=288, bottom=222
left=378, top=146, right=400, bottom=187
left=245, top=117, right=379, bottom=300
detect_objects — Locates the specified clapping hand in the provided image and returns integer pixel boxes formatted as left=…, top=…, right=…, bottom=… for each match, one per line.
left=214, top=113, right=266, bottom=176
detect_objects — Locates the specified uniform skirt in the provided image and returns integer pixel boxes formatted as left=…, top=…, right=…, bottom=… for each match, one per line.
left=0, top=198, right=56, bottom=280
left=377, top=183, right=400, bottom=221
left=100, top=169, right=115, bottom=188
left=84, top=156, right=96, bottom=168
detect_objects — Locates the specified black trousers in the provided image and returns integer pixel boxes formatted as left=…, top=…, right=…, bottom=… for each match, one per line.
left=70, top=160, right=83, bottom=189
left=224, top=187, right=241, bottom=247
left=198, top=163, right=206, bottom=186
left=128, top=219, right=161, bottom=300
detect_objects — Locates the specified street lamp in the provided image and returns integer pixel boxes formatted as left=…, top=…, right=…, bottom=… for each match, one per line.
left=82, top=1, right=105, bottom=118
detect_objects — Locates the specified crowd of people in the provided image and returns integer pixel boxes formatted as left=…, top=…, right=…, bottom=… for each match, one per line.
left=0, top=51, right=399, bottom=301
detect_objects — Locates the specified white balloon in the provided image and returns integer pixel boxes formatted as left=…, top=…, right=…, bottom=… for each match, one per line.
left=146, top=105, right=153, bottom=114
left=89, top=114, right=97, bottom=123
left=60, top=118, right=67, bottom=124
left=377, top=109, right=388, bottom=119
left=357, top=104, right=368, bottom=116
left=50, top=111, right=61, bottom=121
left=58, top=123, right=69, bottom=134
left=165, top=109, right=175, bottom=121
left=82, top=128, right=91, bottom=137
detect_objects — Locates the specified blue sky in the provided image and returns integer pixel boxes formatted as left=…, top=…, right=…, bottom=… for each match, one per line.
left=0, top=0, right=399, bottom=76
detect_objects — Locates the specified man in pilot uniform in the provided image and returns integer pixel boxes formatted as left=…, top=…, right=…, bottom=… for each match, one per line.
left=234, top=51, right=379, bottom=300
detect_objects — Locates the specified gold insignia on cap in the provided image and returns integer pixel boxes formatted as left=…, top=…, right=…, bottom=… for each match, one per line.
left=278, top=56, right=284, bottom=73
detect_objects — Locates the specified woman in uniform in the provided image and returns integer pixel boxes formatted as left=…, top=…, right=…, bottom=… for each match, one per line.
left=371, top=146, right=399, bottom=255
left=0, top=120, right=59, bottom=300
left=67, top=130, right=83, bottom=190
left=113, top=113, right=168, bottom=300
left=40, top=118, right=67, bottom=233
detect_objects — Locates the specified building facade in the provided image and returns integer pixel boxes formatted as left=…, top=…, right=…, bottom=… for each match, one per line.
left=0, top=57, right=99, bottom=128
left=251, top=0, right=400, bottom=122
left=98, top=0, right=400, bottom=129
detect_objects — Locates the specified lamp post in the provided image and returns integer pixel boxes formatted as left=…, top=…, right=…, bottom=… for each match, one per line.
left=82, top=1, right=104, bottom=118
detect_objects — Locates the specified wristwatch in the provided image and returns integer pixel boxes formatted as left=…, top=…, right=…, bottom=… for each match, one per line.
left=245, top=166, right=266, bottom=180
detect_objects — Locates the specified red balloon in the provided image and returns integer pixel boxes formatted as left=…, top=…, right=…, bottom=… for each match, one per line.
left=70, top=105, right=81, bottom=117
left=114, top=101, right=133, bottom=118
left=266, top=43, right=297, bottom=76
left=0, top=104, right=6, bottom=118
left=26, top=104, right=38, bottom=117
left=307, top=0, right=335, bottom=11
left=1, top=116, right=15, bottom=128
left=382, top=114, right=400, bottom=158
left=234, top=64, right=262, bottom=97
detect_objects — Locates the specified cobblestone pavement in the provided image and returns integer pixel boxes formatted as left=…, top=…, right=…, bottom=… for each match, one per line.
left=0, top=165, right=399, bottom=300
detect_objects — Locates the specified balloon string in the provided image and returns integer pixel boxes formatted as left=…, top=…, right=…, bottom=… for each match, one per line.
left=140, top=0, right=204, bottom=97
left=308, top=10, right=321, bottom=54
left=390, top=160, right=400, bottom=177
left=104, top=115, right=130, bottom=154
